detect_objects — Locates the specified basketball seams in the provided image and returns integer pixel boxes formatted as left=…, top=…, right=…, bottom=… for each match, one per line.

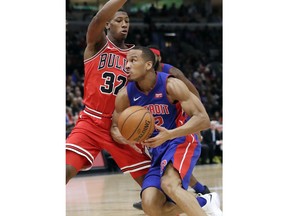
left=119, top=107, right=145, bottom=132
left=127, top=112, right=150, bottom=141
left=118, top=106, right=154, bottom=142
left=147, top=112, right=154, bottom=139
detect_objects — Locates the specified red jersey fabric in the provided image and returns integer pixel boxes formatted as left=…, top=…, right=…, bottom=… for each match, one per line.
left=83, top=37, right=134, bottom=118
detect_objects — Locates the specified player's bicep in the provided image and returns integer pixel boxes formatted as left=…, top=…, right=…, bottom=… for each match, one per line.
left=181, top=93, right=206, bottom=118
left=167, top=78, right=204, bottom=117
left=166, top=78, right=190, bottom=102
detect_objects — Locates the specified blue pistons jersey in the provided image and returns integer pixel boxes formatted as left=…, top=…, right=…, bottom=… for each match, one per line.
left=126, top=72, right=187, bottom=138
left=126, top=72, right=191, bottom=159
left=127, top=72, right=201, bottom=195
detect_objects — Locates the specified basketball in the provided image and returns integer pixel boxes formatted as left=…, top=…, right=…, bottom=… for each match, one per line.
left=118, top=106, right=155, bottom=142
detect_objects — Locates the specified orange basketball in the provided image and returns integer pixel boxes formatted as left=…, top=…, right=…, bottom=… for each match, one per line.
left=118, top=106, right=155, bottom=142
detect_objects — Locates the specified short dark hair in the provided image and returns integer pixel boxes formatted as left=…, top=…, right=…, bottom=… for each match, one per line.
left=110, top=9, right=128, bottom=21
left=118, top=8, right=127, bottom=13
left=132, top=46, right=156, bottom=68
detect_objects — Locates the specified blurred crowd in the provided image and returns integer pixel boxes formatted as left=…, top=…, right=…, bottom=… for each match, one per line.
left=66, top=0, right=222, bottom=23
left=66, top=1, right=223, bottom=163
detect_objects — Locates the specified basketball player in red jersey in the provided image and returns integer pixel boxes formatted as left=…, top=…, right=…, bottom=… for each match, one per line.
left=66, top=0, right=151, bottom=185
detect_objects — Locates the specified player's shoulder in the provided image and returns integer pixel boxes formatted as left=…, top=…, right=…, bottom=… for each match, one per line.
left=165, top=77, right=186, bottom=101
left=166, top=75, right=182, bottom=87
left=166, top=74, right=186, bottom=90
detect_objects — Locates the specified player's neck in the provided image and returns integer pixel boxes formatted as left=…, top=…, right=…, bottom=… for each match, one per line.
left=136, top=72, right=156, bottom=94
left=107, top=35, right=126, bottom=49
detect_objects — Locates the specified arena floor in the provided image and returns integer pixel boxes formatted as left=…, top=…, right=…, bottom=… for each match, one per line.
left=66, top=164, right=222, bottom=216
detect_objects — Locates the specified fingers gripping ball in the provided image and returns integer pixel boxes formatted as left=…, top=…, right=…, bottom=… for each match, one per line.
left=118, top=106, right=155, bottom=142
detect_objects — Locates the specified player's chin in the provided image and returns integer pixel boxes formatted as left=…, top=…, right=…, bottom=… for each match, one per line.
left=119, top=32, right=128, bottom=39
left=127, top=76, right=133, bottom=81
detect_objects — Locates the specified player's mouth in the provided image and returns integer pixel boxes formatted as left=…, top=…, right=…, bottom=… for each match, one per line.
left=121, top=30, right=128, bottom=34
left=126, top=71, right=133, bottom=79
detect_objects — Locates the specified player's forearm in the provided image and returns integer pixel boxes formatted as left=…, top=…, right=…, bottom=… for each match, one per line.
left=168, top=113, right=210, bottom=140
left=110, top=124, right=121, bottom=142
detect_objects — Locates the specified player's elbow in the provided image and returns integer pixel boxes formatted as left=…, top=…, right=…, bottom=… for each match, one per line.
left=201, top=113, right=211, bottom=131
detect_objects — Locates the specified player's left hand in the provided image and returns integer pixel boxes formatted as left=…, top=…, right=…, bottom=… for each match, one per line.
left=142, top=125, right=169, bottom=148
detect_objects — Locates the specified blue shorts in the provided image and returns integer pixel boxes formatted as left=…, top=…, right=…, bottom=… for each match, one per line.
left=141, top=134, right=201, bottom=201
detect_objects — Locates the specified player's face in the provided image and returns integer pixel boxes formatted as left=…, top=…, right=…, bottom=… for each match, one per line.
left=126, top=50, right=148, bottom=81
left=107, top=11, right=129, bottom=40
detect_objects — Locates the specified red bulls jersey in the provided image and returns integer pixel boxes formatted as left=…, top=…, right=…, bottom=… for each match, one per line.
left=83, top=37, right=134, bottom=118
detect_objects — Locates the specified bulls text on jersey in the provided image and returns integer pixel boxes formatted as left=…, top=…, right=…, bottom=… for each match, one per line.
left=98, top=53, right=128, bottom=73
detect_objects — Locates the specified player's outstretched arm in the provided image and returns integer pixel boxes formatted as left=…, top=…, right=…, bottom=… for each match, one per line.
left=84, top=0, right=127, bottom=59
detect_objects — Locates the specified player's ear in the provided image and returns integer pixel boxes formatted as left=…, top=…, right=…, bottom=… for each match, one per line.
left=105, top=22, right=110, bottom=30
left=146, top=61, right=153, bottom=71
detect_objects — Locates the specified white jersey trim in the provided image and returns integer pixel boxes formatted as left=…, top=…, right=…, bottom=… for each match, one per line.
left=106, top=36, right=135, bottom=53
left=66, top=147, right=93, bottom=171
left=179, top=134, right=195, bottom=173
left=85, top=106, right=103, bottom=114
left=83, top=110, right=102, bottom=119
left=66, top=143, right=94, bottom=161
left=121, top=160, right=151, bottom=170
left=122, top=165, right=151, bottom=173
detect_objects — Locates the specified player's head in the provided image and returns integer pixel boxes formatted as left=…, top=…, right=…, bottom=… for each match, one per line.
left=126, top=46, right=156, bottom=81
left=106, top=9, right=129, bottom=41
left=147, top=45, right=161, bottom=71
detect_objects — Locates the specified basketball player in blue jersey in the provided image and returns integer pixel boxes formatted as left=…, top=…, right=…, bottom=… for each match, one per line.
left=131, top=45, right=213, bottom=211
left=111, top=46, right=223, bottom=216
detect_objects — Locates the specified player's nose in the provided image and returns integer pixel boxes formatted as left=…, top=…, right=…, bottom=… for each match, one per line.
left=121, top=20, right=128, bottom=28
left=125, top=62, right=130, bottom=71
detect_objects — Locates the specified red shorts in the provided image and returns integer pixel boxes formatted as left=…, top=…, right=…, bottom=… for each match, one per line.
left=66, top=111, right=151, bottom=179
